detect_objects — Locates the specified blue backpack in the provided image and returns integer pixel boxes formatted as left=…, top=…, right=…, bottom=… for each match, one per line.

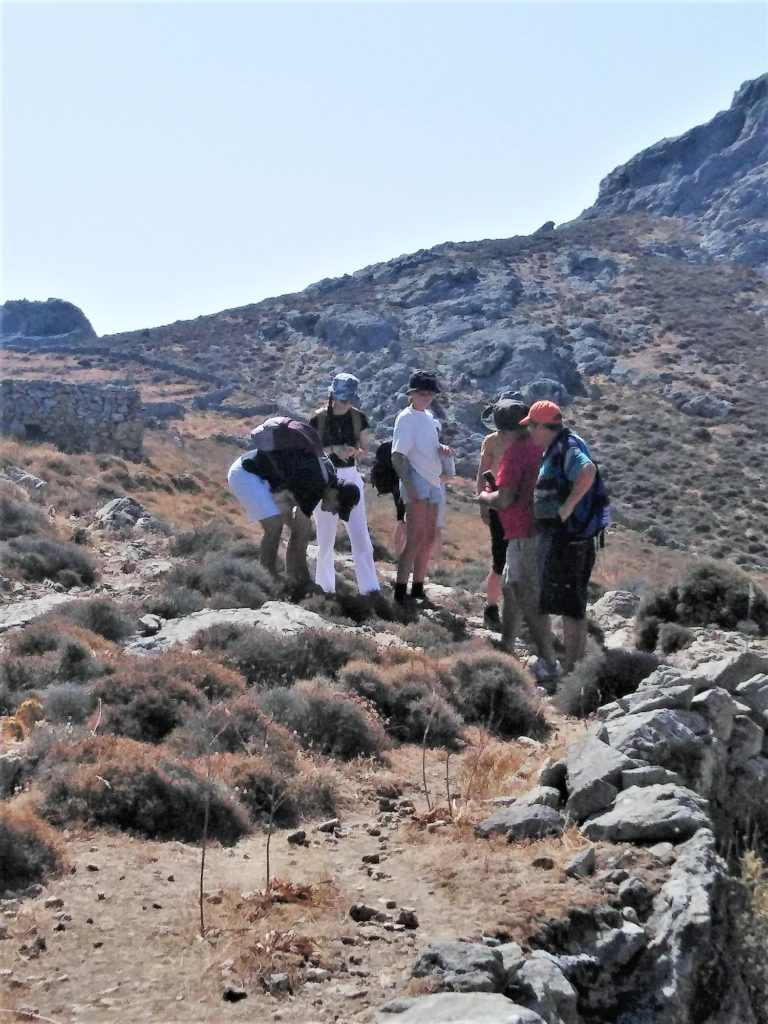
left=551, top=430, right=611, bottom=544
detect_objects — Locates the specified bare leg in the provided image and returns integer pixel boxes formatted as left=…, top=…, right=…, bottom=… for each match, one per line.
left=393, top=520, right=407, bottom=557
left=286, top=508, right=312, bottom=584
left=487, top=570, right=503, bottom=607
left=259, top=515, right=284, bottom=575
left=396, top=500, right=437, bottom=585
left=562, top=616, right=588, bottom=672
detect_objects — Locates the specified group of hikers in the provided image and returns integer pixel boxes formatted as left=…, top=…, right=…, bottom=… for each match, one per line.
left=227, top=369, right=610, bottom=683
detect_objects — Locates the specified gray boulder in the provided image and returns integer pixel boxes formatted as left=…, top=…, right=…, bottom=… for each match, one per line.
left=315, top=306, right=399, bottom=352
left=411, top=942, right=508, bottom=993
left=581, top=784, right=710, bottom=843
left=564, top=734, right=636, bottom=821
left=476, top=805, right=564, bottom=841
left=380, top=992, right=545, bottom=1023
left=734, top=674, right=768, bottom=715
left=515, top=953, right=579, bottom=1024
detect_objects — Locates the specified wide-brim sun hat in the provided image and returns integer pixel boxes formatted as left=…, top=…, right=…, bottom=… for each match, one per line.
left=330, top=373, right=361, bottom=405
left=407, top=369, right=441, bottom=394
left=481, top=399, right=530, bottom=432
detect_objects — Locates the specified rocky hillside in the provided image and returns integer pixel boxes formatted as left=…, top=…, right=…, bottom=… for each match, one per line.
left=583, top=73, right=767, bottom=267
left=2, top=77, right=766, bottom=571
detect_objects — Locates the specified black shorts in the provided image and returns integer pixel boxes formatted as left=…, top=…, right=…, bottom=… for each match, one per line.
left=538, top=528, right=596, bottom=620
left=488, top=509, right=508, bottom=575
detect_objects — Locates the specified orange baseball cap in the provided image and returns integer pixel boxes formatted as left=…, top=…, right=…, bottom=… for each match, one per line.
left=519, top=400, right=563, bottom=426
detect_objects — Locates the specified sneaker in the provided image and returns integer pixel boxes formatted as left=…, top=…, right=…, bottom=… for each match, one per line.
left=531, top=658, right=561, bottom=683
left=483, top=604, right=501, bottom=628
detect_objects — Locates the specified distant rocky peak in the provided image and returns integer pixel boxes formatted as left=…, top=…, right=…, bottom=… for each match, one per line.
left=0, top=298, right=97, bottom=344
left=582, top=73, right=768, bottom=268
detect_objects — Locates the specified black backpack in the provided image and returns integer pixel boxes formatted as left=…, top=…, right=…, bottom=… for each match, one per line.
left=370, top=441, right=400, bottom=496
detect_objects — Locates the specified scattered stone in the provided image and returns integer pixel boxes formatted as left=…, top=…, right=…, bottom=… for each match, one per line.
left=317, top=818, right=341, bottom=834
left=581, top=784, right=710, bottom=843
left=385, top=992, right=546, bottom=1022
left=411, top=941, right=507, bottom=993
left=350, top=904, right=386, bottom=924
left=476, top=804, right=564, bottom=841
left=397, top=908, right=419, bottom=930
left=287, top=830, right=307, bottom=846
left=264, top=973, right=292, bottom=997
left=565, top=848, right=596, bottom=879
left=222, top=985, right=248, bottom=1002
left=532, top=856, right=555, bottom=870
left=306, top=967, right=329, bottom=983
left=86, top=863, right=100, bottom=872
left=44, top=897, right=64, bottom=910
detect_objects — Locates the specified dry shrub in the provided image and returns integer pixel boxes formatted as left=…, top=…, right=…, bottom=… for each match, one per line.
left=0, top=536, right=96, bottom=587
left=46, top=597, right=139, bottom=642
left=0, top=805, right=65, bottom=892
left=737, top=850, right=768, bottom=1018
left=38, top=735, right=250, bottom=844
left=194, top=625, right=380, bottom=690
left=259, top=683, right=388, bottom=760
left=456, top=728, right=528, bottom=805
left=167, top=696, right=298, bottom=767
left=161, top=549, right=278, bottom=611
left=1, top=622, right=112, bottom=693
left=210, top=754, right=299, bottom=827
left=93, top=658, right=210, bottom=743
left=338, top=659, right=463, bottom=748
left=444, top=650, right=549, bottom=740
left=0, top=488, right=49, bottom=540
left=554, top=648, right=659, bottom=718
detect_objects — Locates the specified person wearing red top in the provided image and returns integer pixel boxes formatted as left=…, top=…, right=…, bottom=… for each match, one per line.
left=476, top=402, right=558, bottom=665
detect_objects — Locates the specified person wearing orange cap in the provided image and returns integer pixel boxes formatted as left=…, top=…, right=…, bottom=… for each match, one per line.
left=520, top=400, right=600, bottom=676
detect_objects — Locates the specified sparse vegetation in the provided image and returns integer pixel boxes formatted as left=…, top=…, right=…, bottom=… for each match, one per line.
left=0, top=536, right=96, bottom=587
left=39, top=736, right=250, bottom=844
left=554, top=648, right=659, bottom=717
left=49, top=597, right=139, bottom=642
left=635, top=561, right=768, bottom=649
left=258, top=683, right=388, bottom=760
left=193, top=625, right=379, bottom=689
left=445, top=650, right=549, bottom=739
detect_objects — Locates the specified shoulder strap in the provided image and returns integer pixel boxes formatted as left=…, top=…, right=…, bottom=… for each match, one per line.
left=350, top=408, right=363, bottom=442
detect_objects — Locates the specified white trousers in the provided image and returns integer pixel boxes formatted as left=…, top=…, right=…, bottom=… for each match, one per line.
left=313, top=466, right=380, bottom=595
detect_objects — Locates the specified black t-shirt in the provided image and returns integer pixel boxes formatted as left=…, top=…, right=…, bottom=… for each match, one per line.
left=309, top=409, right=370, bottom=468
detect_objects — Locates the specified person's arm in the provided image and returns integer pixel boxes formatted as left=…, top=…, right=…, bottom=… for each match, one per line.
left=391, top=451, right=419, bottom=502
left=558, top=463, right=597, bottom=521
left=477, top=485, right=517, bottom=510
left=475, top=436, right=493, bottom=495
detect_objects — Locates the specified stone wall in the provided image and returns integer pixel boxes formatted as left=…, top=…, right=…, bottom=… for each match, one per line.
left=0, top=378, right=143, bottom=457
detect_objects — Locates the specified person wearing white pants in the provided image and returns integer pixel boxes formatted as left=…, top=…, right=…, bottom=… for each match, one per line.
left=310, top=374, right=380, bottom=596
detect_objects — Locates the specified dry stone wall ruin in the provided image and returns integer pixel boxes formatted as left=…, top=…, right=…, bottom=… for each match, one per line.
left=0, top=378, right=143, bottom=457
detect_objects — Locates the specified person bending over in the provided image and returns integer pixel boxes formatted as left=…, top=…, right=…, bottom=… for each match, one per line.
left=227, top=416, right=359, bottom=586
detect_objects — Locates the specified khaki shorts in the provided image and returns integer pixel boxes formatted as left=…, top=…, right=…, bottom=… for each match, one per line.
left=503, top=536, right=538, bottom=586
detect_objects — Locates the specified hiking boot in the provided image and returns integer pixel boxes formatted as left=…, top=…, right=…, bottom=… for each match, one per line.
left=483, top=604, right=501, bottom=630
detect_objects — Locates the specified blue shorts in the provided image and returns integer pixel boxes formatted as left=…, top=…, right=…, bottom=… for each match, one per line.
left=400, top=467, right=443, bottom=505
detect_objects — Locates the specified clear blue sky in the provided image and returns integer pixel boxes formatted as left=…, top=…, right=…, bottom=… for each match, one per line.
left=2, top=1, right=766, bottom=336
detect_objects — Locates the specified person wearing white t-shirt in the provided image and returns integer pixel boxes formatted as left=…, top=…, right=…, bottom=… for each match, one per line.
left=390, top=370, right=449, bottom=605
